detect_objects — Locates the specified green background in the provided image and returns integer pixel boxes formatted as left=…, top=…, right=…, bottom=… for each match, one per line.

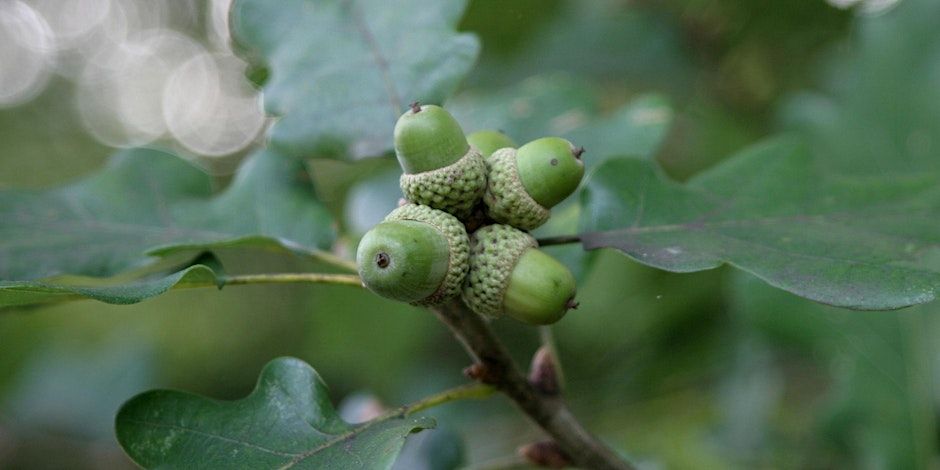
left=2, top=1, right=937, bottom=468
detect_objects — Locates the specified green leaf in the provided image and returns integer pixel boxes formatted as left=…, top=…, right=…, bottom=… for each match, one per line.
left=116, top=357, right=433, bottom=469
left=0, top=256, right=225, bottom=310
left=580, top=137, right=940, bottom=310
left=0, top=148, right=336, bottom=282
left=230, top=0, right=480, bottom=160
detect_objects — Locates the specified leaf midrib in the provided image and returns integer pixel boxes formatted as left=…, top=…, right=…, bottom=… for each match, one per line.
left=280, top=413, right=410, bottom=470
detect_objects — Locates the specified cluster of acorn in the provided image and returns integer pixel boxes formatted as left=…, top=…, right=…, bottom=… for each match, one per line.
left=356, top=103, right=584, bottom=325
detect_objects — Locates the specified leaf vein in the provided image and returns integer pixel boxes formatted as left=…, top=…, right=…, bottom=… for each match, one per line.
left=120, top=418, right=302, bottom=458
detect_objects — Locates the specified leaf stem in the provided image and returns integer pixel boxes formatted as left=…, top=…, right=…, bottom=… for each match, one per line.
left=222, top=273, right=362, bottom=287
left=307, top=251, right=359, bottom=273
left=432, top=300, right=634, bottom=470
left=400, top=383, right=495, bottom=417
left=534, top=234, right=581, bottom=247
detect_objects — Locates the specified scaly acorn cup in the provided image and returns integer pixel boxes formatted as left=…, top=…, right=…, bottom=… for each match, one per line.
left=462, top=224, right=577, bottom=325
left=467, top=129, right=516, bottom=158
left=357, top=204, right=469, bottom=306
left=395, top=102, right=487, bottom=219
left=483, top=137, right=585, bottom=230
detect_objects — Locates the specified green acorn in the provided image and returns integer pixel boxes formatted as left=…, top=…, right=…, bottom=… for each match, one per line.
left=483, top=137, right=585, bottom=230
left=357, top=204, right=469, bottom=306
left=395, top=102, right=487, bottom=219
left=462, top=224, right=577, bottom=325
left=467, top=130, right=516, bottom=158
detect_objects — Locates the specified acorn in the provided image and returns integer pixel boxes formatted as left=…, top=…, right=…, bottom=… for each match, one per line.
left=483, top=137, right=585, bottom=230
left=357, top=204, right=469, bottom=306
left=462, top=224, right=577, bottom=325
left=467, top=129, right=516, bottom=158
left=396, top=102, right=487, bottom=219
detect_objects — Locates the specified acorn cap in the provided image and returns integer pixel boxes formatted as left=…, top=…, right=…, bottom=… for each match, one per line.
left=482, top=148, right=551, bottom=230
left=516, top=137, right=585, bottom=208
left=400, top=147, right=486, bottom=219
left=394, top=103, right=469, bottom=174
left=468, top=130, right=516, bottom=158
left=357, top=204, right=469, bottom=306
left=462, top=224, right=577, bottom=324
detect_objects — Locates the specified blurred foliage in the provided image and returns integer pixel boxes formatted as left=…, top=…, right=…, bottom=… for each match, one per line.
left=230, top=0, right=480, bottom=160
left=1, top=0, right=938, bottom=469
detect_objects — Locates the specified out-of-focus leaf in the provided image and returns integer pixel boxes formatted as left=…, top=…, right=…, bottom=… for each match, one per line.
left=116, top=357, right=433, bottom=469
left=343, top=161, right=403, bottom=238
left=450, top=75, right=673, bottom=166
left=731, top=274, right=935, bottom=469
left=781, top=0, right=940, bottom=176
left=464, top=1, right=692, bottom=92
left=566, top=94, right=673, bottom=168
left=2, top=335, right=156, bottom=440
left=714, top=337, right=783, bottom=463
left=459, top=0, right=563, bottom=58
left=0, top=148, right=336, bottom=282
left=449, top=75, right=597, bottom=144
left=0, top=255, right=227, bottom=310
left=580, top=137, right=940, bottom=310
left=230, top=0, right=479, bottom=160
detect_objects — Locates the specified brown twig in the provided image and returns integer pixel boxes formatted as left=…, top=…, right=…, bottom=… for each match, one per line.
left=432, top=300, right=633, bottom=470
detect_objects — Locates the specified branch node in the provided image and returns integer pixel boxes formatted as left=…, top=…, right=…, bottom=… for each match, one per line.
left=528, top=346, right=561, bottom=396
left=463, top=362, right=499, bottom=385
left=518, top=440, right=573, bottom=469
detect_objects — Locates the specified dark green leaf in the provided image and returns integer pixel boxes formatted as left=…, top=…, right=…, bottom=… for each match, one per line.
left=0, top=148, right=336, bottom=282
left=0, top=256, right=224, bottom=310
left=580, top=137, right=940, bottom=310
left=116, top=357, right=433, bottom=469
left=230, top=0, right=479, bottom=160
